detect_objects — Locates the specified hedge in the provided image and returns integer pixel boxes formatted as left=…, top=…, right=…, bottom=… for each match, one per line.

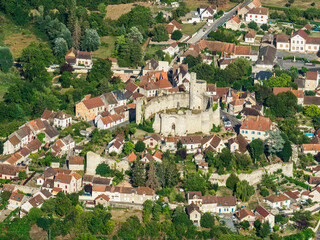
left=285, top=176, right=311, bottom=190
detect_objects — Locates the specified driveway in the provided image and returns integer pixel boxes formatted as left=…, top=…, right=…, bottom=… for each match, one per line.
left=276, top=51, right=319, bottom=60
left=187, top=0, right=252, bottom=44
left=0, top=209, right=12, bottom=222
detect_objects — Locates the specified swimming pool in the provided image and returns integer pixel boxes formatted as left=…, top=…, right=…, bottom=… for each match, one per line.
left=304, top=133, right=313, bottom=137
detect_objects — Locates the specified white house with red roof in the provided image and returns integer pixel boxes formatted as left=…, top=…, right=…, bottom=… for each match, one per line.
left=240, top=115, right=273, bottom=142
left=265, top=194, right=290, bottom=209
left=254, top=206, right=275, bottom=227
left=106, top=135, right=125, bottom=155
left=96, top=113, right=125, bottom=130
left=225, top=15, right=241, bottom=31
left=290, top=30, right=308, bottom=52
left=163, top=42, right=179, bottom=57
left=245, top=7, right=269, bottom=24
left=199, top=5, right=217, bottom=21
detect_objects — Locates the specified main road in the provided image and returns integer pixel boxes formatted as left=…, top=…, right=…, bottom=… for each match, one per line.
left=187, top=0, right=252, bottom=45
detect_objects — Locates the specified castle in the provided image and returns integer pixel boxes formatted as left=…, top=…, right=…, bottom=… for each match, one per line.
left=136, top=73, right=220, bottom=136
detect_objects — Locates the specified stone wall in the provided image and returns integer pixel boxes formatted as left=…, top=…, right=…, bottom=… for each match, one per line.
left=209, top=162, right=293, bottom=186
left=136, top=93, right=190, bottom=124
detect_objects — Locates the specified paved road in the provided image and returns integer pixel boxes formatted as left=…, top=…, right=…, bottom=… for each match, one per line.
left=220, top=110, right=241, bottom=134
left=187, top=0, right=252, bottom=44
left=277, top=59, right=320, bottom=71
left=276, top=51, right=319, bottom=60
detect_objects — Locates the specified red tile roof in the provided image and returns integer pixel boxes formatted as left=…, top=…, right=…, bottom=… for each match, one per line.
left=127, top=152, right=137, bottom=162
left=265, top=194, right=289, bottom=203
left=82, top=96, right=104, bottom=109
left=240, top=115, right=272, bottom=132
left=306, top=71, right=318, bottom=80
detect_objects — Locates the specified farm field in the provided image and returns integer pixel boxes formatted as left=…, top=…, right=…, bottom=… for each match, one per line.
left=261, top=0, right=320, bottom=9
left=184, top=0, right=237, bottom=11
left=181, top=22, right=206, bottom=35
left=105, top=2, right=154, bottom=20
left=92, top=36, right=117, bottom=58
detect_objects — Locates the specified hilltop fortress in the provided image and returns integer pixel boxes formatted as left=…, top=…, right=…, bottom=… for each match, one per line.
left=136, top=73, right=220, bottom=136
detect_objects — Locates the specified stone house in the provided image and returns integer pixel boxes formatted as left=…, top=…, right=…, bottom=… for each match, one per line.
left=95, top=194, right=110, bottom=207
left=100, top=92, right=119, bottom=112
left=141, top=153, right=154, bottom=164
left=276, top=34, right=290, bottom=51
left=290, top=30, right=308, bottom=52
left=199, top=5, right=217, bottom=21
left=284, top=190, right=300, bottom=203
left=235, top=208, right=256, bottom=225
left=265, top=194, right=290, bottom=209
left=229, top=99, right=245, bottom=115
left=225, top=15, right=241, bottom=31
left=96, top=114, right=125, bottom=130
left=53, top=172, right=82, bottom=195
left=50, top=135, right=75, bottom=157
left=68, top=156, right=84, bottom=171
left=256, top=46, right=277, bottom=70
left=228, top=134, right=249, bottom=154
left=254, top=206, right=275, bottom=228
left=75, top=95, right=105, bottom=121
left=197, top=162, right=209, bottom=173
left=166, top=20, right=182, bottom=37
left=186, top=203, right=202, bottom=225
left=181, top=136, right=202, bottom=154
left=245, top=30, right=256, bottom=43
left=210, top=135, right=225, bottom=153
left=163, top=42, right=179, bottom=57
left=8, top=192, right=25, bottom=210
left=143, top=134, right=162, bottom=149
left=65, top=48, right=92, bottom=67
left=0, top=164, right=18, bottom=180
left=305, top=71, right=319, bottom=91
left=41, top=109, right=72, bottom=129
left=245, top=7, right=269, bottom=24
left=240, top=115, right=273, bottom=142
left=138, top=71, right=172, bottom=97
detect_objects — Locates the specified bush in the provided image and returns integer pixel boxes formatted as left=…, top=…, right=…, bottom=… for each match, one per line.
left=172, top=30, right=182, bottom=40
left=260, top=188, right=269, bottom=197
left=240, top=23, right=246, bottom=28
left=285, top=176, right=311, bottom=190
left=248, top=21, right=259, bottom=31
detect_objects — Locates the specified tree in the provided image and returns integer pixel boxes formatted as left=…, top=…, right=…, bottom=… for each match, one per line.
left=291, top=211, right=313, bottom=230
left=155, top=12, right=166, bottom=23
left=254, top=219, right=261, bottom=229
left=60, top=72, right=72, bottom=88
left=248, top=21, right=259, bottom=31
left=18, top=170, right=27, bottom=180
left=135, top=140, right=145, bottom=152
left=265, top=73, right=291, bottom=88
left=200, top=212, right=215, bottom=228
left=172, top=30, right=182, bottom=40
left=260, top=187, right=269, bottom=197
left=123, top=142, right=135, bottom=155
left=278, top=141, right=292, bottom=162
left=258, top=222, right=270, bottom=238
left=236, top=180, right=255, bottom=202
left=172, top=206, right=192, bottom=226
left=143, top=200, right=153, bottom=223
left=152, top=203, right=162, bottom=221
left=241, top=220, right=250, bottom=230
left=81, top=29, right=101, bottom=51
left=157, top=159, right=180, bottom=188
left=127, top=27, right=143, bottom=44
left=176, top=148, right=187, bottom=160
left=146, top=160, right=160, bottom=191
left=260, top=24, right=270, bottom=31
left=183, top=173, right=207, bottom=194
left=184, top=55, right=202, bottom=68
left=226, top=173, right=240, bottom=192
left=248, top=139, right=264, bottom=162
left=265, top=130, right=285, bottom=154
left=96, top=163, right=111, bottom=177
left=0, top=47, right=13, bottom=73
left=177, top=140, right=183, bottom=150
left=131, top=160, right=145, bottom=187
left=73, top=18, right=81, bottom=49
left=151, top=25, right=169, bottom=42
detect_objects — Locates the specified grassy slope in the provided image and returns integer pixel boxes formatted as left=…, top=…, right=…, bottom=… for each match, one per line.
left=92, top=36, right=117, bottom=58
left=261, top=0, right=320, bottom=10
left=181, top=22, right=206, bottom=35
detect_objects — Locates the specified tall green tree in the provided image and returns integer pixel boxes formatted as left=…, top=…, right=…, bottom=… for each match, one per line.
left=146, top=160, right=160, bottom=191
left=265, top=130, right=285, bottom=154
left=151, top=25, right=169, bottom=42
left=236, top=180, right=255, bottom=202
left=200, top=212, right=215, bottom=228
left=157, top=159, right=179, bottom=188
left=226, top=173, right=240, bottom=192
left=54, top=37, right=68, bottom=56
left=0, top=47, right=13, bottom=73
left=81, top=29, right=101, bottom=51
left=131, top=160, right=145, bottom=187
left=248, top=139, right=264, bottom=162
left=278, top=141, right=292, bottom=162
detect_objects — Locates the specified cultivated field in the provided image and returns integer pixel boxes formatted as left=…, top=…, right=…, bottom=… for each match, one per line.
left=105, top=2, right=154, bottom=20
left=92, top=36, right=117, bottom=58
left=261, top=0, right=320, bottom=9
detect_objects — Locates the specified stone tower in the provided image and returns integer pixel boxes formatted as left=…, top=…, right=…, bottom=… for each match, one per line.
left=189, top=72, right=207, bottom=110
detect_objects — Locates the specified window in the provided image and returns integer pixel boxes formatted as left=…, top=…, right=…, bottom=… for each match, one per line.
left=252, top=131, right=255, bottom=134
left=280, top=44, right=283, bottom=47
left=245, top=131, right=248, bottom=134
left=258, top=132, right=261, bottom=135
left=292, top=40, right=295, bottom=43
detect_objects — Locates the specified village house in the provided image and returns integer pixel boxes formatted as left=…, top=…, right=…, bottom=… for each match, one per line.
left=75, top=94, right=105, bottom=121
left=187, top=191, right=237, bottom=214
left=162, top=42, right=180, bottom=57
left=96, top=113, right=125, bottom=130
left=228, top=99, right=245, bottom=115
left=309, top=176, right=320, bottom=187
left=95, top=194, right=110, bottom=207
left=228, top=134, right=249, bottom=153
left=245, top=30, right=257, bottom=43
left=143, top=134, right=162, bottom=149
left=68, top=156, right=84, bottom=171
left=302, top=144, right=320, bottom=155
left=210, top=135, right=225, bottom=153
left=143, top=59, right=169, bottom=75
left=153, top=150, right=163, bottom=162
left=65, top=48, right=92, bottom=67
left=138, top=71, right=172, bottom=97
left=290, top=30, right=308, bottom=52
left=199, top=4, right=217, bottom=21
left=254, top=206, right=275, bottom=228
left=265, top=194, right=290, bottom=209
left=100, top=92, right=119, bottom=112
left=20, top=189, right=52, bottom=217
left=166, top=20, right=182, bottom=37
left=50, top=134, right=75, bottom=157
left=225, top=15, right=241, bottom=31
left=8, top=192, right=25, bottom=210
left=284, top=190, right=301, bottom=203
left=181, top=136, right=202, bottom=154
left=106, top=135, right=125, bottom=155
left=0, top=164, right=19, bottom=180
left=172, top=64, right=191, bottom=89
left=53, top=172, right=82, bottom=195
left=245, top=7, right=269, bottom=24
left=240, top=115, right=273, bottom=142
left=41, top=109, right=72, bottom=129
left=197, top=162, right=209, bottom=173
left=235, top=208, right=256, bottom=226
left=305, top=71, right=319, bottom=91
left=276, top=34, right=290, bottom=51
left=186, top=203, right=202, bottom=225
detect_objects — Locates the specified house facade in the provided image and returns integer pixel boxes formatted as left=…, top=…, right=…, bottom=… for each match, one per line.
left=75, top=95, right=105, bottom=121
left=265, top=194, right=291, bottom=209
left=240, top=115, right=273, bottom=142
left=245, top=7, right=269, bottom=24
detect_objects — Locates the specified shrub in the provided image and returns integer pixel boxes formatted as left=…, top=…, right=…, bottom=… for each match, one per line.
left=172, top=30, right=182, bottom=40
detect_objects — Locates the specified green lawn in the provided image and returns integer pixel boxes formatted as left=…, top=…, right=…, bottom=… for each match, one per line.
left=309, top=32, right=320, bottom=37
left=92, top=36, right=117, bottom=58
left=181, top=22, right=206, bottom=36
left=0, top=71, right=20, bottom=100
left=145, top=45, right=165, bottom=56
